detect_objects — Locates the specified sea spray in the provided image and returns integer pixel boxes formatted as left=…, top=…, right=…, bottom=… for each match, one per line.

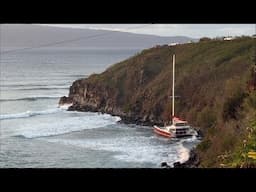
left=14, top=112, right=121, bottom=138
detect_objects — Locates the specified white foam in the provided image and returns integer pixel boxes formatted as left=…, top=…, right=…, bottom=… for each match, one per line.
left=0, top=95, right=63, bottom=102
left=174, top=135, right=200, bottom=164
left=15, top=112, right=121, bottom=138
left=0, top=108, right=62, bottom=120
left=44, top=136, right=181, bottom=166
left=1, top=85, right=69, bottom=91
left=180, top=134, right=198, bottom=143
left=58, top=103, right=73, bottom=110
left=177, top=143, right=190, bottom=163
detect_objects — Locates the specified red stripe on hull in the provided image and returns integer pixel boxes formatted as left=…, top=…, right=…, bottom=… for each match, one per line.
left=154, top=127, right=172, bottom=138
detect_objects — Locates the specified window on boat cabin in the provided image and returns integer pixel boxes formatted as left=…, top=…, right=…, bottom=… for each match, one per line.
left=175, top=123, right=187, bottom=126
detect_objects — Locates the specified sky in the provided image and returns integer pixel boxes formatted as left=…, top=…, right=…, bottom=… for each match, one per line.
left=41, top=24, right=256, bottom=38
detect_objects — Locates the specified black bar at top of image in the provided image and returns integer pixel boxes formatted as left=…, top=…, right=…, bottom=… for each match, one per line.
left=0, top=2, right=255, bottom=23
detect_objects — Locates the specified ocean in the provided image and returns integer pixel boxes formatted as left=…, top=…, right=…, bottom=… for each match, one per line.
left=0, top=47, right=198, bottom=168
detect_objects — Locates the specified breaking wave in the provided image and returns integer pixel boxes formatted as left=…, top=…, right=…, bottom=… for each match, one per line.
left=3, top=86, right=69, bottom=91
left=177, top=143, right=190, bottom=163
left=44, top=136, right=181, bottom=166
left=14, top=113, right=121, bottom=138
left=0, top=108, right=63, bottom=120
left=0, top=96, right=61, bottom=102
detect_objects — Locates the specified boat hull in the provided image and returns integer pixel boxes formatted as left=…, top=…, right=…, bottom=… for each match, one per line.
left=153, top=126, right=173, bottom=138
left=154, top=125, right=195, bottom=138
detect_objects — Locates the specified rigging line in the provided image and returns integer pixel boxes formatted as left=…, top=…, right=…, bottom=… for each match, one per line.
left=0, top=24, right=153, bottom=54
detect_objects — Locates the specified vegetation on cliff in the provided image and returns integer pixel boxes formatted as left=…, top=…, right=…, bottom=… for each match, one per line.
left=61, top=36, right=256, bottom=167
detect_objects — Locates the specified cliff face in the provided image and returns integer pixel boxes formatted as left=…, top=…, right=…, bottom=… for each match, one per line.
left=60, top=69, right=166, bottom=126
left=60, top=45, right=175, bottom=126
left=60, top=37, right=256, bottom=167
left=64, top=80, right=129, bottom=118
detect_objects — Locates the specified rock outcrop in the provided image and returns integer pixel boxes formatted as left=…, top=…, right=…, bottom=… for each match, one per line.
left=173, top=149, right=200, bottom=168
left=60, top=79, right=164, bottom=126
left=59, top=96, right=73, bottom=106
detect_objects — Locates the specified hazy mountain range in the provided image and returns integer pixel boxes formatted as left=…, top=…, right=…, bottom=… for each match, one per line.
left=0, top=24, right=196, bottom=49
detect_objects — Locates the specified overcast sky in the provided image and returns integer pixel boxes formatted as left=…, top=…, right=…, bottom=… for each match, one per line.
left=41, top=24, right=255, bottom=38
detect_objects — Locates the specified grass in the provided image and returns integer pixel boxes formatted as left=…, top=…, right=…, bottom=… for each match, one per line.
left=226, top=119, right=256, bottom=168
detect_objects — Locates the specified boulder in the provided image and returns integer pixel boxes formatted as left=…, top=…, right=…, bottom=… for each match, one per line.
left=161, top=162, right=171, bottom=168
left=59, top=96, right=72, bottom=105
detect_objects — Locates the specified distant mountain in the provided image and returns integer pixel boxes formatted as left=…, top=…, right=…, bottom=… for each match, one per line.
left=0, top=24, right=196, bottom=49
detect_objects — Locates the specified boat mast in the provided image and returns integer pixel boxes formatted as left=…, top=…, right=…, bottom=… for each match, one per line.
left=172, top=54, right=175, bottom=124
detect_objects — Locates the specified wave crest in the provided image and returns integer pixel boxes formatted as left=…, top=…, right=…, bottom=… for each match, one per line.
left=0, top=96, right=62, bottom=102
left=0, top=108, right=62, bottom=120
left=15, top=113, right=121, bottom=138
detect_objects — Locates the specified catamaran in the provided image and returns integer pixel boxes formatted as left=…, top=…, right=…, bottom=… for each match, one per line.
left=153, top=54, right=196, bottom=138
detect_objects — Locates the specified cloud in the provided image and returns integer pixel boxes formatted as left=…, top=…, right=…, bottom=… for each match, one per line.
left=217, top=26, right=254, bottom=36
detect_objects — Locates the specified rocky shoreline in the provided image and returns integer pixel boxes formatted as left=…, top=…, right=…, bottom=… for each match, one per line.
left=160, top=149, right=200, bottom=168
left=173, top=149, right=200, bottom=168
left=59, top=73, right=201, bottom=168
left=60, top=95, right=200, bottom=168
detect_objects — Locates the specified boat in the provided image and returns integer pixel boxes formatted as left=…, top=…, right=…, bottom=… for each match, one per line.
left=153, top=54, right=196, bottom=138
left=154, top=117, right=196, bottom=138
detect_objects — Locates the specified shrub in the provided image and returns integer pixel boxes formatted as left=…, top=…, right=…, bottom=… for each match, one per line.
left=222, top=91, right=247, bottom=120
left=197, top=139, right=212, bottom=152
left=123, top=103, right=131, bottom=113
left=197, top=107, right=217, bottom=129
left=199, top=37, right=211, bottom=42
left=245, top=94, right=256, bottom=109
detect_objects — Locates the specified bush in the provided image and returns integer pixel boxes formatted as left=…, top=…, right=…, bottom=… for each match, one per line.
left=199, top=37, right=211, bottom=42
left=123, top=103, right=131, bottom=113
left=197, top=139, right=212, bottom=152
left=222, top=135, right=237, bottom=150
left=245, top=94, right=256, bottom=109
left=222, top=91, right=247, bottom=120
left=197, top=107, right=217, bottom=129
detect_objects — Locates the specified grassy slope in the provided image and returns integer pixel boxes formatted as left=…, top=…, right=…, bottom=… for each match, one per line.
left=84, top=37, right=256, bottom=167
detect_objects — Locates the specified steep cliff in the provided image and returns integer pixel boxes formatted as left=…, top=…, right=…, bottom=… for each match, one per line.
left=60, top=37, right=256, bottom=167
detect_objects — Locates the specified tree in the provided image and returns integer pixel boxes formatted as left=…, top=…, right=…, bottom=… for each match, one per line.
left=199, top=37, right=211, bottom=42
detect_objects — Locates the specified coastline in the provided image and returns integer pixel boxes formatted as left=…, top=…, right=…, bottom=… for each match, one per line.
left=67, top=102, right=164, bottom=127
left=63, top=101, right=200, bottom=168
left=173, top=149, right=200, bottom=168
